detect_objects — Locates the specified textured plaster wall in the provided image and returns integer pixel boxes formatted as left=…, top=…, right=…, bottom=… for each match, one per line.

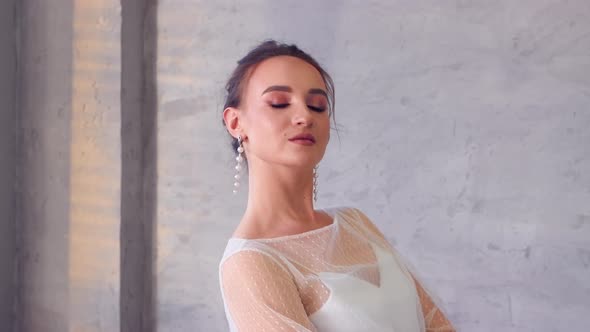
left=155, top=1, right=590, bottom=331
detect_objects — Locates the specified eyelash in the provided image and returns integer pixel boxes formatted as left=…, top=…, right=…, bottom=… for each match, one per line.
left=271, top=103, right=326, bottom=112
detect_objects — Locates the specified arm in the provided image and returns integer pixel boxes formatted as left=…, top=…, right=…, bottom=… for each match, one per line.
left=411, top=274, right=456, bottom=332
left=220, top=250, right=317, bottom=332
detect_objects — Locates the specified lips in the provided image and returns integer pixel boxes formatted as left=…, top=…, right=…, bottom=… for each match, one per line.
left=288, top=133, right=316, bottom=143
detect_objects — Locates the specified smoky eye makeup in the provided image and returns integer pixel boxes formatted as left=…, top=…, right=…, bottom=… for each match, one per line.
left=264, top=91, right=328, bottom=112
left=308, top=105, right=326, bottom=112
left=306, top=95, right=328, bottom=111
left=267, top=97, right=290, bottom=108
left=264, top=91, right=289, bottom=106
left=268, top=101, right=327, bottom=112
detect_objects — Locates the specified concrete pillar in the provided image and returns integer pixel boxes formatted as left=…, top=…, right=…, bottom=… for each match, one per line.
left=0, top=0, right=17, bottom=331
left=120, top=0, right=158, bottom=331
left=17, top=1, right=122, bottom=331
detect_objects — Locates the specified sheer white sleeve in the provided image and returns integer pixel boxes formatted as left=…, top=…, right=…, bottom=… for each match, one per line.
left=220, top=249, right=318, bottom=332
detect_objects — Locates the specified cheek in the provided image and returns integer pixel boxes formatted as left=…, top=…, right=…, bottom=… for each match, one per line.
left=247, top=111, right=287, bottom=140
left=319, top=117, right=331, bottom=135
left=258, top=116, right=286, bottom=136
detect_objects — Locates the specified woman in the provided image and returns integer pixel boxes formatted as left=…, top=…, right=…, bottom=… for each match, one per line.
left=219, top=39, right=455, bottom=332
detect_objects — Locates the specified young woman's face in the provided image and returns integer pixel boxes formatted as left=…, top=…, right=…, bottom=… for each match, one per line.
left=238, top=55, right=331, bottom=168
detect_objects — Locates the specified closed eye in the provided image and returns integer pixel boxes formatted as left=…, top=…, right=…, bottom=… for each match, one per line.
left=271, top=104, right=326, bottom=112
left=308, top=105, right=326, bottom=112
left=271, top=103, right=290, bottom=109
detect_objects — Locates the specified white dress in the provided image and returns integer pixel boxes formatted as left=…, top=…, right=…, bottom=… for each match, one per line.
left=218, top=206, right=437, bottom=332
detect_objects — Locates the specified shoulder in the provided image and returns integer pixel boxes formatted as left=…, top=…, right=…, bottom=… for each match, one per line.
left=220, top=239, right=290, bottom=274
left=337, top=206, right=378, bottom=230
left=220, top=248, right=294, bottom=287
left=221, top=248, right=285, bottom=273
left=338, top=206, right=392, bottom=248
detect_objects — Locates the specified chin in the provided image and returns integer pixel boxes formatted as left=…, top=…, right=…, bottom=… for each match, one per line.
left=268, top=148, right=326, bottom=167
left=287, top=156, right=324, bottom=168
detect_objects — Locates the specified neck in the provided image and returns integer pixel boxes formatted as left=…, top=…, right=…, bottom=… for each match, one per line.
left=243, top=159, right=317, bottom=233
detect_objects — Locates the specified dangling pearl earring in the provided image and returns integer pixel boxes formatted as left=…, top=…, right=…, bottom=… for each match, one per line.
left=233, top=135, right=244, bottom=194
left=313, top=164, right=319, bottom=203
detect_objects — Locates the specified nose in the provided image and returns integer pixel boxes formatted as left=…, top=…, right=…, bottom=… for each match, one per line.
left=292, top=103, right=313, bottom=127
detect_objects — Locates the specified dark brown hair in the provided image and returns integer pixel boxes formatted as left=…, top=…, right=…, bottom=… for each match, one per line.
left=221, top=39, right=337, bottom=163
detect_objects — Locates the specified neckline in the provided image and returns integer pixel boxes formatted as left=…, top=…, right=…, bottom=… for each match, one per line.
left=229, top=206, right=340, bottom=243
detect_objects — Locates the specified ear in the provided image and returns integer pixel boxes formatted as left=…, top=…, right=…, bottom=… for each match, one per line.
left=223, top=106, right=243, bottom=139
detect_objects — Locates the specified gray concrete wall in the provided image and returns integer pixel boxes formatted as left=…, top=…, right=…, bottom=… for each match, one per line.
left=2, top=1, right=588, bottom=331
left=0, top=0, right=17, bottom=331
left=17, top=1, right=122, bottom=331
left=155, top=1, right=590, bottom=331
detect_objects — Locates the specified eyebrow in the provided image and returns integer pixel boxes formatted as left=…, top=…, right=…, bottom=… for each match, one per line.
left=261, top=85, right=328, bottom=99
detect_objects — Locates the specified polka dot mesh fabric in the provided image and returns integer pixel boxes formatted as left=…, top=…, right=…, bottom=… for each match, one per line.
left=219, top=206, right=455, bottom=332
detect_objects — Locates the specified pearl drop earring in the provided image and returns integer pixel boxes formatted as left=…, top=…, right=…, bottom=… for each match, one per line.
left=313, top=164, right=318, bottom=203
left=233, top=135, right=244, bottom=194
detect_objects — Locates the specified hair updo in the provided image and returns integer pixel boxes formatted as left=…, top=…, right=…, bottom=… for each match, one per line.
left=221, top=39, right=336, bottom=165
